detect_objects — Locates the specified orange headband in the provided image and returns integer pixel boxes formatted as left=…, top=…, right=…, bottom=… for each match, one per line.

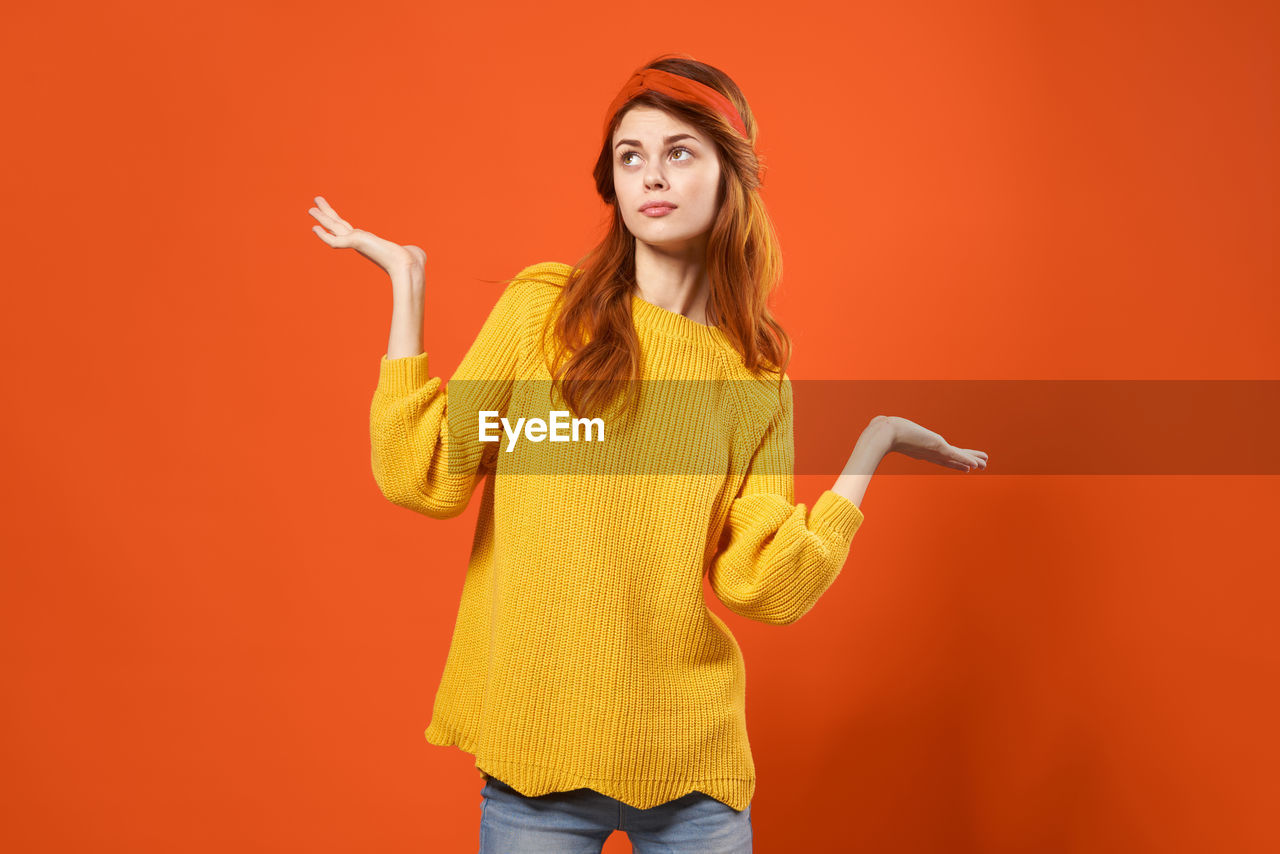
left=602, top=67, right=749, bottom=144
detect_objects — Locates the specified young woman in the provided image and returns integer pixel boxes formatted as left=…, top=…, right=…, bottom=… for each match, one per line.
left=310, top=53, right=987, bottom=854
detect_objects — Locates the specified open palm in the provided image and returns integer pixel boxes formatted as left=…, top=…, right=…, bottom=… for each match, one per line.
left=885, top=416, right=988, bottom=472
left=308, top=195, right=426, bottom=277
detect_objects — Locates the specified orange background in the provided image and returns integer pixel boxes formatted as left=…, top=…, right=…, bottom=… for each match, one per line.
left=3, top=1, right=1278, bottom=851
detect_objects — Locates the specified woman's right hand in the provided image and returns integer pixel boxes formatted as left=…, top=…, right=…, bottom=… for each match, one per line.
left=309, top=196, right=426, bottom=280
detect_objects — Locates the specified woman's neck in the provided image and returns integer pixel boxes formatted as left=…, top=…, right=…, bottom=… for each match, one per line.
left=633, top=241, right=711, bottom=325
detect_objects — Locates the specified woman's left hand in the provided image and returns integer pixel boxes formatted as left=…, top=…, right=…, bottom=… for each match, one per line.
left=881, top=416, right=988, bottom=472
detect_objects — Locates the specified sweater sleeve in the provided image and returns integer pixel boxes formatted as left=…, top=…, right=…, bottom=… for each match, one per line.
left=368, top=270, right=532, bottom=519
left=707, top=376, right=866, bottom=625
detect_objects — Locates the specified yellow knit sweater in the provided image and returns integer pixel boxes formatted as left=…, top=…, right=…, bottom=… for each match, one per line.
left=369, top=261, right=865, bottom=811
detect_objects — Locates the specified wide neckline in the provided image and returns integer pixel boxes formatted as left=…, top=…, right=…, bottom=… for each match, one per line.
left=630, top=291, right=732, bottom=348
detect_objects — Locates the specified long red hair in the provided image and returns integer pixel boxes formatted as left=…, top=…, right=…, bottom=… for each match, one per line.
left=498, top=53, right=791, bottom=420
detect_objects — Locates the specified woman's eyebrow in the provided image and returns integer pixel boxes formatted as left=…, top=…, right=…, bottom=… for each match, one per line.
left=614, top=133, right=699, bottom=150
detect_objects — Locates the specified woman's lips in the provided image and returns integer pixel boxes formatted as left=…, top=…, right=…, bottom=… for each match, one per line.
left=641, top=205, right=676, bottom=217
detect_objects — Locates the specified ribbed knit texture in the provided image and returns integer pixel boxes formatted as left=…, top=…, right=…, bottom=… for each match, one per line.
left=369, top=261, right=865, bottom=811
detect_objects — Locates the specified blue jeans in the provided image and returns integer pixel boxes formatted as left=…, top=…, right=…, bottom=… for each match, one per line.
left=478, top=775, right=753, bottom=853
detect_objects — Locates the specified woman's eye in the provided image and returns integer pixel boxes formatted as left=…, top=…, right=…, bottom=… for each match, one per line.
left=621, top=147, right=693, bottom=166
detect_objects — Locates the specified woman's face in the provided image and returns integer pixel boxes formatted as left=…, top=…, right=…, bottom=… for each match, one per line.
left=612, top=106, right=722, bottom=252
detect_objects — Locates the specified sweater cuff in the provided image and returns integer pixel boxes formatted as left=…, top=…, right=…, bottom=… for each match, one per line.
left=811, top=489, right=865, bottom=547
left=378, top=352, right=432, bottom=397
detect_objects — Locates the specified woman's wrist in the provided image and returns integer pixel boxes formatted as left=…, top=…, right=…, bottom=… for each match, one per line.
left=386, top=269, right=425, bottom=359
left=390, top=265, right=425, bottom=300
left=848, top=417, right=895, bottom=473
left=829, top=418, right=895, bottom=508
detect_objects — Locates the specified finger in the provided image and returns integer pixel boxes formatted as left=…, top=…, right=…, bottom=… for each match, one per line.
left=309, top=205, right=350, bottom=236
left=313, top=224, right=350, bottom=247
left=315, top=196, right=354, bottom=232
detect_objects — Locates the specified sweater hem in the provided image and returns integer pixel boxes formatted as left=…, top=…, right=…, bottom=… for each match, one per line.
left=424, top=721, right=756, bottom=812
